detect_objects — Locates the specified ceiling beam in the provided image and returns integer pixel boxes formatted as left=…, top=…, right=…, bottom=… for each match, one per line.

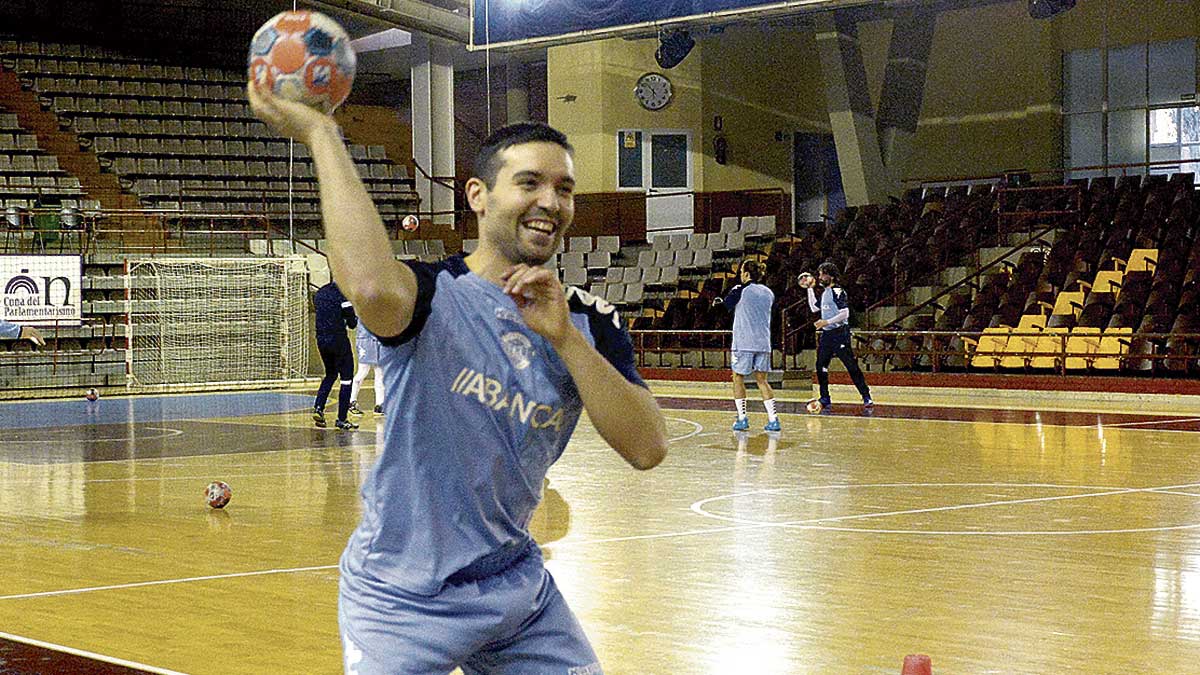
left=306, top=0, right=469, bottom=44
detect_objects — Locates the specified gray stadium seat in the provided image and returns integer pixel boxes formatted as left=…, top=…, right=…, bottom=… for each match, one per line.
left=586, top=251, right=611, bottom=269
left=563, top=267, right=587, bottom=286
left=595, top=235, right=620, bottom=253
left=560, top=251, right=585, bottom=269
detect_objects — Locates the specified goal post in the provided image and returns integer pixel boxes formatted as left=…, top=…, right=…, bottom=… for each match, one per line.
left=125, top=257, right=310, bottom=388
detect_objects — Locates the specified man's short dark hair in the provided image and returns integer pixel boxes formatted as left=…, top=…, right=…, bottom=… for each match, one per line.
left=818, top=261, right=839, bottom=279
left=472, top=122, right=573, bottom=188
left=740, top=259, right=762, bottom=283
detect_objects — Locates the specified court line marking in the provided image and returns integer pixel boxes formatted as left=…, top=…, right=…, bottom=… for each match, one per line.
left=1105, top=417, right=1200, bottom=428
left=789, top=411, right=1200, bottom=435
left=689, top=481, right=1200, bottom=535
left=0, top=442, right=377, bottom=469
left=0, top=427, right=184, bottom=444
left=0, top=629, right=190, bottom=675
left=656, top=400, right=1200, bottom=434
left=7, top=481, right=1200, bottom=602
left=0, top=565, right=337, bottom=602
left=665, top=417, right=703, bottom=443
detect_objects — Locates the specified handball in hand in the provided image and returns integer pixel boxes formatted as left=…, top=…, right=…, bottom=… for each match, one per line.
left=798, top=272, right=815, bottom=289
left=248, top=10, right=356, bottom=114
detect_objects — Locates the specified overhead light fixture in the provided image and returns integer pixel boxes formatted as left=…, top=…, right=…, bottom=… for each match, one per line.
left=655, top=28, right=694, bottom=70
left=1028, top=0, right=1077, bottom=19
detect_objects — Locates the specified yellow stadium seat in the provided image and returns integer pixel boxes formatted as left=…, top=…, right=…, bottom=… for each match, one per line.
left=1094, top=327, right=1133, bottom=370
left=971, top=327, right=1010, bottom=368
left=1064, top=327, right=1102, bottom=370
left=1030, top=327, right=1070, bottom=369
left=1120, top=248, right=1158, bottom=274
left=1051, top=291, right=1085, bottom=316
left=1091, top=270, right=1123, bottom=295
left=1002, top=314, right=1048, bottom=368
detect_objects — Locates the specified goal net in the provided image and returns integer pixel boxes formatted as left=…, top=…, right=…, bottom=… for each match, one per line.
left=126, top=257, right=310, bottom=387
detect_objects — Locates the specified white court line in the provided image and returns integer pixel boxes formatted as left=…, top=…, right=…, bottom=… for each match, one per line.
left=0, top=443, right=374, bottom=469
left=664, top=403, right=1200, bottom=435
left=7, top=481, right=1200, bottom=602
left=0, top=427, right=184, bottom=444
left=0, top=564, right=337, bottom=601
left=690, top=481, right=1200, bottom=533
left=665, top=416, right=703, bottom=443
left=1106, top=417, right=1200, bottom=428
left=0, top=629, right=190, bottom=675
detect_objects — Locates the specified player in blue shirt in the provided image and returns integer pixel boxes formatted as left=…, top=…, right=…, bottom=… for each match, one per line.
left=716, top=259, right=780, bottom=431
left=313, top=281, right=360, bottom=431
left=0, top=319, right=44, bottom=347
left=801, top=261, right=874, bottom=412
left=249, top=84, right=669, bottom=675
left=348, top=321, right=384, bottom=415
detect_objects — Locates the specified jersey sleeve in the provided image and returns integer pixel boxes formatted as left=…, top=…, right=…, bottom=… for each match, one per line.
left=722, top=284, right=744, bottom=311
left=376, top=259, right=443, bottom=347
left=566, top=287, right=647, bottom=389
left=833, top=287, right=849, bottom=310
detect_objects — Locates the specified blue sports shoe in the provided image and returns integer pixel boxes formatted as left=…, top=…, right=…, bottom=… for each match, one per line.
left=732, top=416, right=749, bottom=431
left=764, top=419, right=781, bottom=432
left=863, top=398, right=875, bottom=409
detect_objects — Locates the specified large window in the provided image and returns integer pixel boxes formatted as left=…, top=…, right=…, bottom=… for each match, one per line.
left=1063, top=38, right=1197, bottom=180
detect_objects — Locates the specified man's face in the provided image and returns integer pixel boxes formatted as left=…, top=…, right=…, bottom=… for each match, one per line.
left=740, top=267, right=751, bottom=284
left=470, top=141, right=575, bottom=266
left=819, top=270, right=832, bottom=285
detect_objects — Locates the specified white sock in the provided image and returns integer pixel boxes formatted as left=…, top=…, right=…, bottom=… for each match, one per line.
left=735, top=398, right=746, bottom=418
left=763, top=398, right=777, bottom=422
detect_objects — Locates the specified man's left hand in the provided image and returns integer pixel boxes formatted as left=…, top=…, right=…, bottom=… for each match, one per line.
left=502, top=264, right=574, bottom=347
left=814, top=319, right=828, bottom=329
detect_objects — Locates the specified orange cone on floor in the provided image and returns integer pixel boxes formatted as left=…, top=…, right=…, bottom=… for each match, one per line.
left=901, top=654, right=932, bottom=675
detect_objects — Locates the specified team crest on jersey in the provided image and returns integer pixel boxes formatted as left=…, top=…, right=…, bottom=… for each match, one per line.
left=501, top=331, right=533, bottom=370
left=495, top=306, right=524, bottom=325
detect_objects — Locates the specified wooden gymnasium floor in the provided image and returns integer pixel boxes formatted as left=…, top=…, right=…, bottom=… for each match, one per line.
left=2, top=382, right=1200, bottom=674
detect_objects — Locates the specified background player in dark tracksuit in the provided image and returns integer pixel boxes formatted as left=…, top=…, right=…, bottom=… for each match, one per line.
left=313, top=281, right=359, bottom=430
left=800, top=262, right=874, bottom=412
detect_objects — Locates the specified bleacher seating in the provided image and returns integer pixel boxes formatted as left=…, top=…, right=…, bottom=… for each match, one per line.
left=0, top=38, right=416, bottom=227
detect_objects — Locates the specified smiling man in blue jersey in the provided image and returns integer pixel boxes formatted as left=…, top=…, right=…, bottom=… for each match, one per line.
left=249, top=84, right=668, bottom=675
left=716, top=259, right=779, bottom=432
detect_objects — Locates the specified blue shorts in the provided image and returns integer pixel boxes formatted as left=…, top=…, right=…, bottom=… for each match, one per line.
left=338, top=550, right=601, bottom=675
left=731, top=350, right=771, bottom=375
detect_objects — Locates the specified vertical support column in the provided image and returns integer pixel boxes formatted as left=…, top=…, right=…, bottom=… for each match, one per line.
left=876, top=10, right=935, bottom=178
left=411, top=35, right=456, bottom=228
left=506, top=60, right=530, bottom=125
left=815, top=11, right=896, bottom=206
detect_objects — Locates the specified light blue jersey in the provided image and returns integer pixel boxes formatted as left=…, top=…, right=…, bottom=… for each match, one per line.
left=341, top=255, right=644, bottom=596
left=724, top=282, right=774, bottom=353
left=807, top=285, right=850, bottom=331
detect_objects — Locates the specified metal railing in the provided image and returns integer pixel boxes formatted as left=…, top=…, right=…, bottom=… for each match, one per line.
left=629, top=329, right=732, bottom=368
left=852, top=329, right=1200, bottom=375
